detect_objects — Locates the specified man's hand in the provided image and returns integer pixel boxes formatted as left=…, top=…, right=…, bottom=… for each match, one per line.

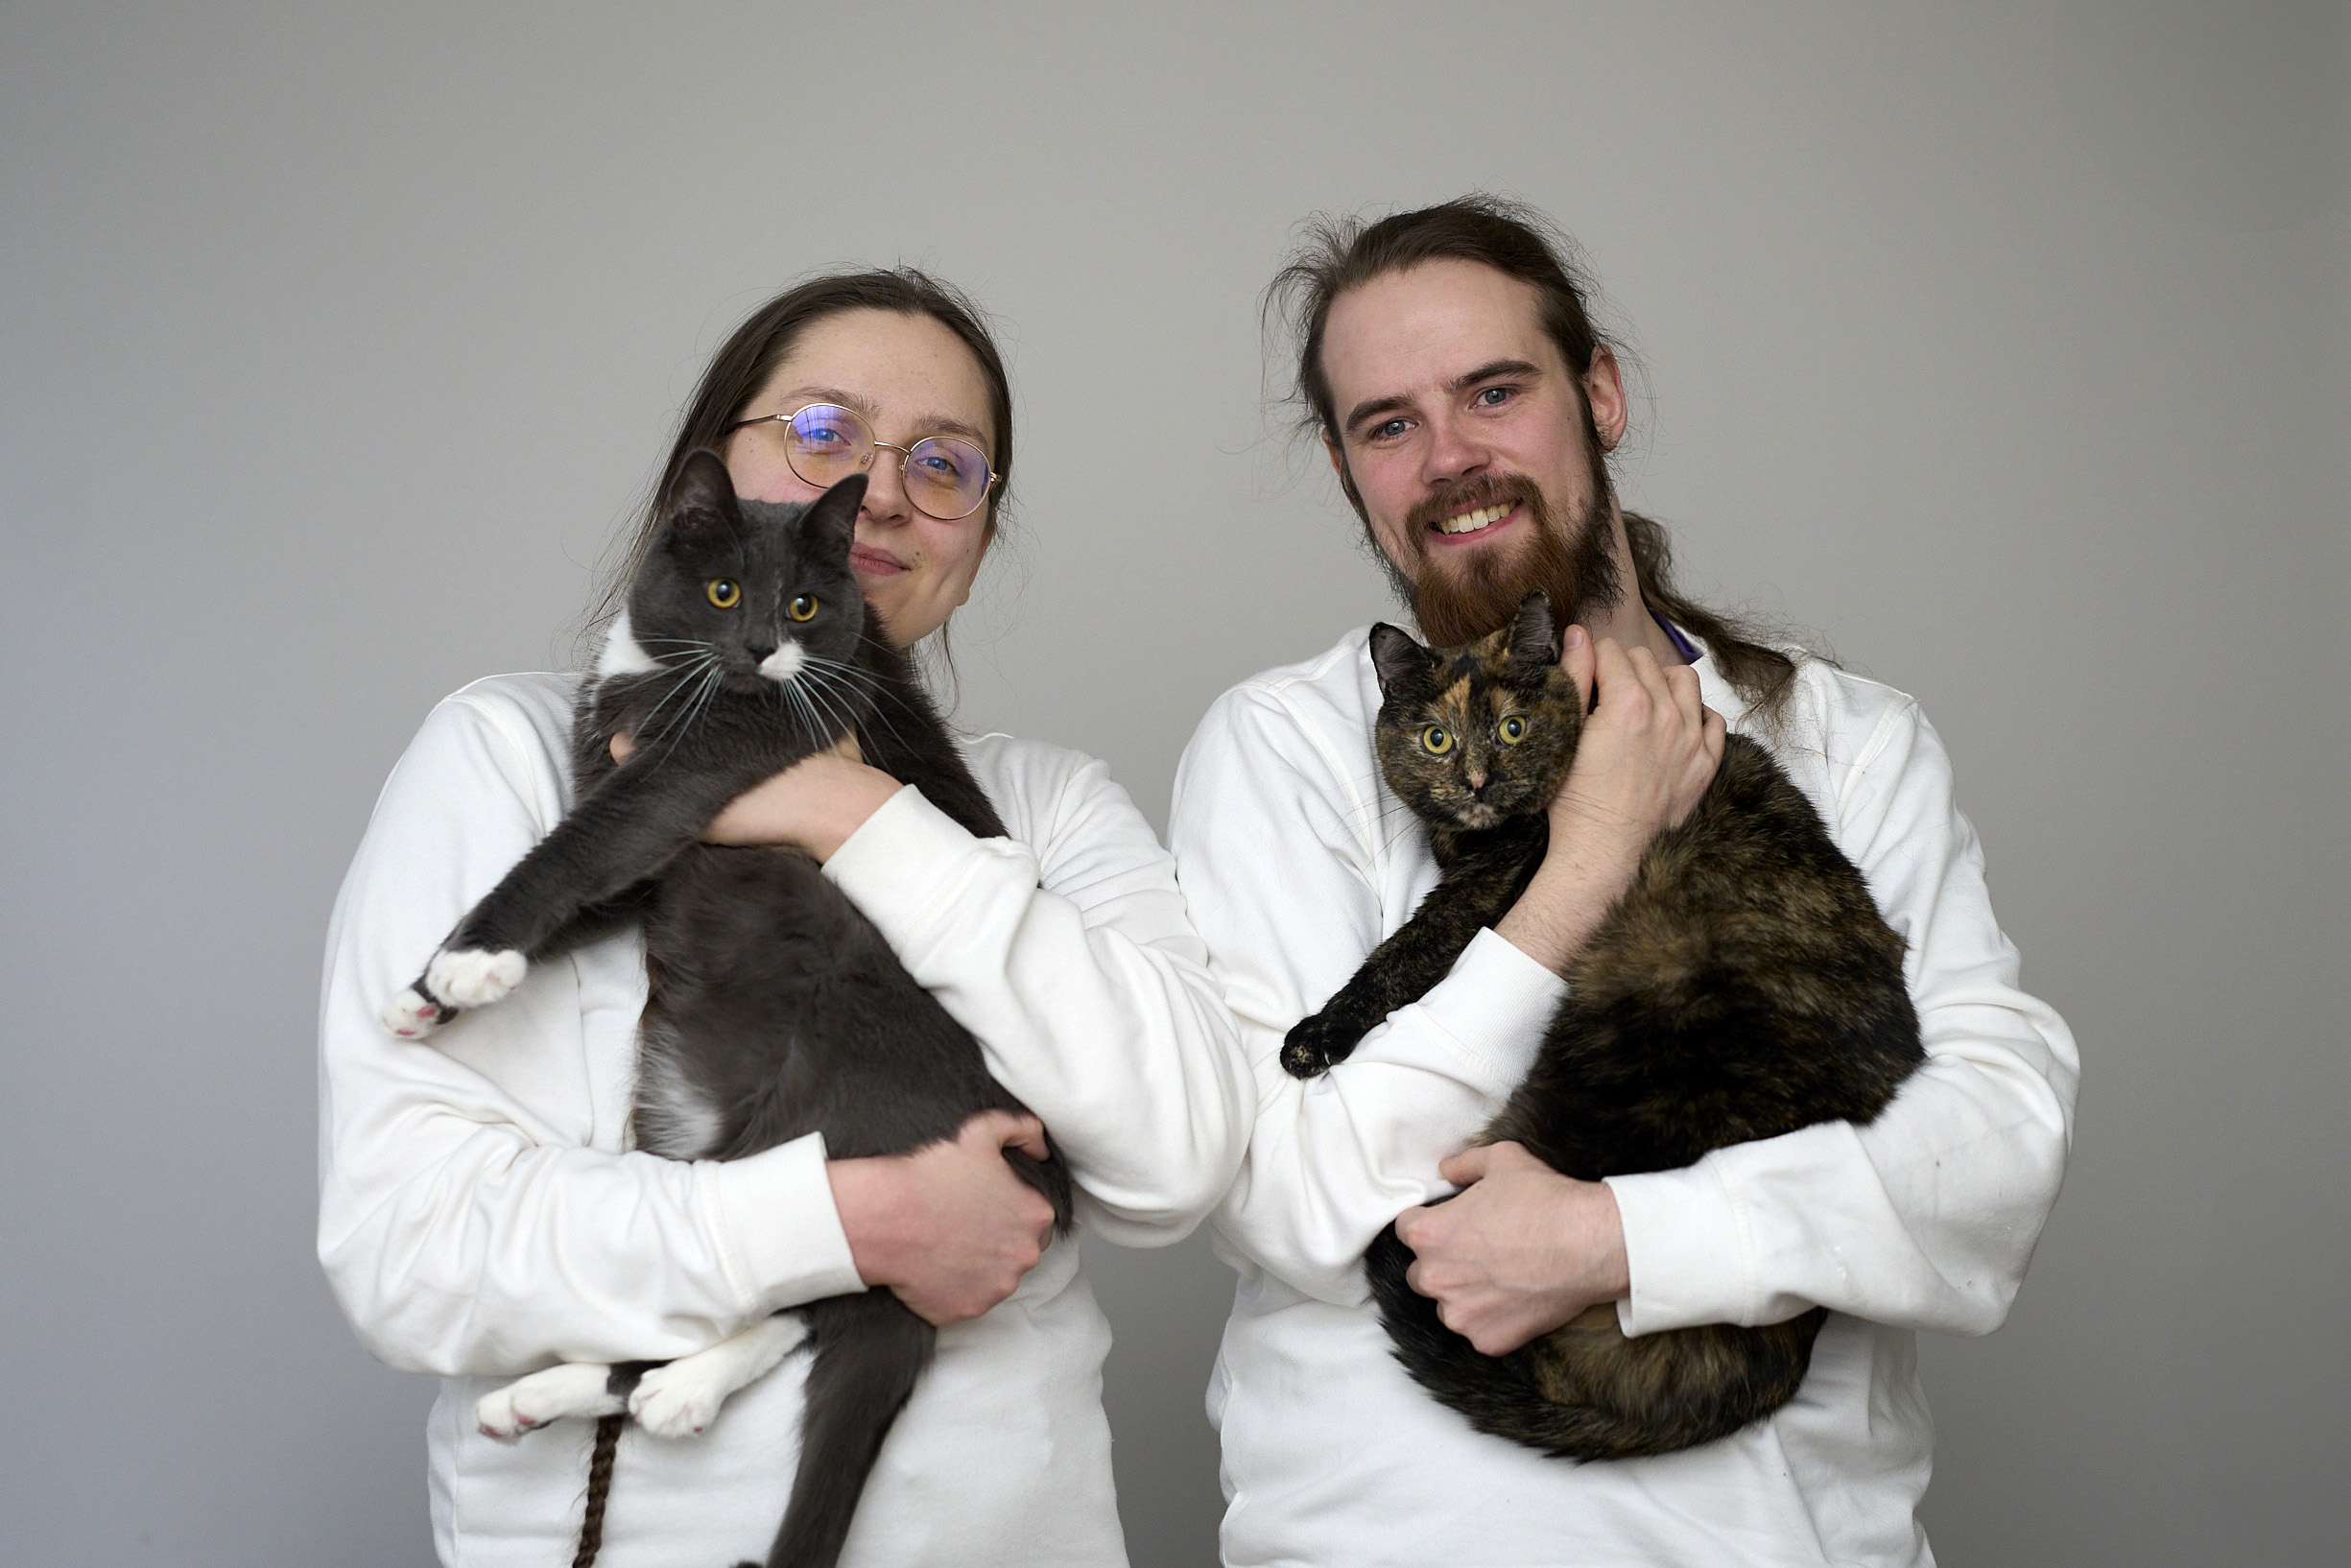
left=1390, top=1141, right=1629, bottom=1356
left=827, top=1110, right=1058, bottom=1325
left=1494, top=626, right=1725, bottom=973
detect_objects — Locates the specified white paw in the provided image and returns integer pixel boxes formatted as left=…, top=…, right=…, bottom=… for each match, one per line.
left=475, top=1363, right=621, bottom=1440
left=379, top=986, right=446, bottom=1040
left=628, top=1360, right=728, bottom=1439
left=428, top=948, right=527, bottom=1009
left=629, top=1317, right=805, bottom=1438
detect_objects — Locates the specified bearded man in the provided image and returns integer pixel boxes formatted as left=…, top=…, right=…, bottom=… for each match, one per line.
left=1168, top=198, right=2078, bottom=1567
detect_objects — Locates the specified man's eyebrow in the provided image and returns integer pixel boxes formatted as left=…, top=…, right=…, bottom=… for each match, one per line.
left=1449, top=358, right=1543, bottom=393
left=1342, top=393, right=1413, bottom=440
left=1340, top=360, right=1547, bottom=440
left=768, top=385, right=990, bottom=451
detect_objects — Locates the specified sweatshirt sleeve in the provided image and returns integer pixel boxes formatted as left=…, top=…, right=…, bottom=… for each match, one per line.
left=819, top=749, right=1251, bottom=1246
left=1604, top=700, right=2079, bottom=1338
left=316, top=692, right=864, bottom=1378
left=1169, top=682, right=1572, bottom=1306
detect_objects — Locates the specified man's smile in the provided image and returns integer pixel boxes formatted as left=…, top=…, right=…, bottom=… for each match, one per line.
left=1431, top=501, right=1521, bottom=544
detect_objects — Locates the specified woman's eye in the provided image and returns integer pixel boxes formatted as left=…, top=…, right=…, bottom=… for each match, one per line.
left=706, top=580, right=741, bottom=608
left=788, top=595, right=818, bottom=622
left=1498, top=715, right=1527, bottom=745
left=1420, top=725, right=1453, bottom=755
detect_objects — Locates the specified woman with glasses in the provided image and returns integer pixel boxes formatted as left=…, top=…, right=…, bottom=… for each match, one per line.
left=317, top=270, right=1249, bottom=1567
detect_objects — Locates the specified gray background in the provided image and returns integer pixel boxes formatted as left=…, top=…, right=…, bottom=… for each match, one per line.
left=3, top=3, right=2343, bottom=1564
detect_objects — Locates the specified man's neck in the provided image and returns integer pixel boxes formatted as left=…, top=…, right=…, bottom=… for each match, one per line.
left=1581, top=591, right=1688, bottom=668
left=1582, top=510, right=1688, bottom=666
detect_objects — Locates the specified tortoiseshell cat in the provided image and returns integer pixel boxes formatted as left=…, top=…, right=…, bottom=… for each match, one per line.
left=1281, top=591, right=1922, bottom=1461
left=380, top=452, right=1072, bottom=1568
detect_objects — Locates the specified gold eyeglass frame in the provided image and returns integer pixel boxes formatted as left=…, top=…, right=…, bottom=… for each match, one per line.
left=726, top=402, right=1002, bottom=521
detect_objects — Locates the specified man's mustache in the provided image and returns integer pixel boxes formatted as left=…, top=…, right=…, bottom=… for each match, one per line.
left=1404, top=473, right=1548, bottom=538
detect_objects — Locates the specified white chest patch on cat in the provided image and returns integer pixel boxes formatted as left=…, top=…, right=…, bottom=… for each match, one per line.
left=595, top=609, right=659, bottom=677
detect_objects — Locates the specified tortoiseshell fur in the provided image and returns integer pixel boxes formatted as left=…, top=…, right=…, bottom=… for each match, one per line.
left=1284, top=592, right=1923, bottom=1461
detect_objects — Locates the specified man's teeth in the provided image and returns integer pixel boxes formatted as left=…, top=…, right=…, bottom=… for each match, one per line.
left=1437, top=503, right=1511, bottom=535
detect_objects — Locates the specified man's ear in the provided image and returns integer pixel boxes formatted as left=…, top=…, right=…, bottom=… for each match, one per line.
left=1367, top=623, right=1430, bottom=700
left=1583, top=344, right=1628, bottom=454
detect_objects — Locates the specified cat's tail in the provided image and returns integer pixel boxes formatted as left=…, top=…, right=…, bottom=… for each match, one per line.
left=1365, top=1223, right=1823, bottom=1461
left=748, top=1289, right=936, bottom=1568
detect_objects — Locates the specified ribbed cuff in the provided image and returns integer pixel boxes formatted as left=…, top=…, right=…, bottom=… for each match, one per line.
left=1398, top=927, right=1572, bottom=1096
left=700, top=1130, right=865, bottom=1315
left=1606, top=1158, right=1757, bottom=1337
left=821, top=784, right=986, bottom=939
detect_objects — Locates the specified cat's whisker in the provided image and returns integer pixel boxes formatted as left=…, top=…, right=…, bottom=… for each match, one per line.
left=796, top=673, right=869, bottom=751
left=629, top=661, right=722, bottom=756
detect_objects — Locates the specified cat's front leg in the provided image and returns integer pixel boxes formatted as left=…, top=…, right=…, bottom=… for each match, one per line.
left=380, top=758, right=755, bottom=1039
left=1281, top=865, right=1526, bottom=1080
left=628, top=1314, right=808, bottom=1439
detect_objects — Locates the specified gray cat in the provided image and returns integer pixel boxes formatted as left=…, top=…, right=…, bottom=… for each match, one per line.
left=383, top=451, right=1071, bottom=1568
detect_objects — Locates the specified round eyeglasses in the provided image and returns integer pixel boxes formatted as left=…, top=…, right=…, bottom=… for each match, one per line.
left=726, top=403, right=1000, bottom=522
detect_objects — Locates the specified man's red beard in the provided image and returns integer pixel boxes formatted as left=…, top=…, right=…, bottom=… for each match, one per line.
left=1385, top=453, right=1624, bottom=648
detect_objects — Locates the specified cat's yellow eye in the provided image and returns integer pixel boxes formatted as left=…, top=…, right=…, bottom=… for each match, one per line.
left=706, top=579, right=741, bottom=608
left=1498, top=715, right=1528, bottom=746
left=1420, top=725, right=1454, bottom=755
left=788, top=595, right=819, bottom=622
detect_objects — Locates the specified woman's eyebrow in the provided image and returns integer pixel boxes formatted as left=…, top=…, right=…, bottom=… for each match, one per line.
left=776, top=385, right=988, bottom=449
left=774, top=385, right=882, bottom=421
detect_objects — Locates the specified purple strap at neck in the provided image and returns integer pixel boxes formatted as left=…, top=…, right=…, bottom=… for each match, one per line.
left=1652, top=610, right=1702, bottom=665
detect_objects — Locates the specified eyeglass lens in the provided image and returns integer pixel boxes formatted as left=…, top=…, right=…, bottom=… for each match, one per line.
left=782, top=404, right=991, bottom=520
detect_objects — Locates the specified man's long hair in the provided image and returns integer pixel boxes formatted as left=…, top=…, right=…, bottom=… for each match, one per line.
left=1265, top=195, right=1802, bottom=716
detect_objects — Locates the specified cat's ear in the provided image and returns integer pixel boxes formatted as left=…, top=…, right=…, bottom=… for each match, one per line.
left=799, top=473, right=868, bottom=563
left=1508, top=592, right=1560, bottom=671
left=660, top=449, right=742, bottom=543
left=1368, top=623, right=1432, bottom=699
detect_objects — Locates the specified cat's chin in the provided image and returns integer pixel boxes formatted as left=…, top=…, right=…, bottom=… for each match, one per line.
left=1451, top=804, right=1504, bottom=831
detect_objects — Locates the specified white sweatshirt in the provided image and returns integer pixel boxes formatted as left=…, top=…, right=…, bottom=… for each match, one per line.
left=1168, top=629, right=2078, bottom=1568
left=318, top=671, right=1251, bottom=1568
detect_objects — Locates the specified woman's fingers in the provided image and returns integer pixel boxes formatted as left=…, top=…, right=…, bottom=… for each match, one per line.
left=964, top=1107, right=1051, bottom=1165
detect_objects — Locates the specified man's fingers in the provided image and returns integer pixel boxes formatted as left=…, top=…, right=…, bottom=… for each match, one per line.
left=1589, top=636, right=1649, bottom=723
left=1437, top=1145, right=1492, bottom=1185
left=1701, top=705, right=1727, bottom=764
left=1623, top=643, right=1678, bottom=721
left=1663, top=660, right=1706, bottom=734
left=609, top=731, right=636, bottom=763
left=1560, top=624, right=1595, bottom=710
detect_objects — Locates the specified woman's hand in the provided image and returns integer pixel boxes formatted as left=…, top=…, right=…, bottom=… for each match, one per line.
left=609, top=730, right=902, bottom=862
left=1494, top=626, right=1725, bottom=973
left=1391, top=1142, right=1629, bottom=1356
left=826, top=1110, right=1059, bottom=1325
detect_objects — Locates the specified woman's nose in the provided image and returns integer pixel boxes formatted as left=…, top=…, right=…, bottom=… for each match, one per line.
left=860, top=446, right=914, bottom=523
